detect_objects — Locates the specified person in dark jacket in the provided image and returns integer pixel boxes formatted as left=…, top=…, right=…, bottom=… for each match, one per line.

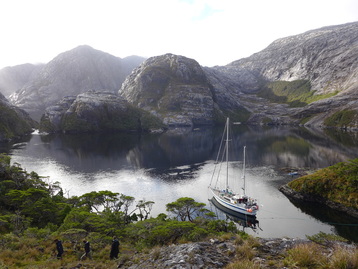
left=110, top=236, right=120, bottom=260
left=80, top=240, right=92, bottom=260
left=54, top=239, right=64, bottom=259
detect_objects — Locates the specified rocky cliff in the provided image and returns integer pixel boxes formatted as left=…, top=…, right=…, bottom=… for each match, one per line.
left=5, top=22, right=358, bottom=129
left=119, top=54, right=250, bottom=126
left=9, top=45, right=145, bottom=121
left=213, top=22, right=358, bottom=127
left=0, top=92, right=37, bottom=141
left=230, top=22, right=358, bottom=95
left=39, top=91, right=164, bottom=133
left=119, top=22, right=358, bottom=128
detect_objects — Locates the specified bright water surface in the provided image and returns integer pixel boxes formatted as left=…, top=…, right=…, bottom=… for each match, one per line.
left=2, top=125, right=358, bottom=241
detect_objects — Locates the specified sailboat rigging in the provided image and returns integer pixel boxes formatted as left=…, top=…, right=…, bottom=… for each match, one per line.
left=209, top=118, right=259, bottom=216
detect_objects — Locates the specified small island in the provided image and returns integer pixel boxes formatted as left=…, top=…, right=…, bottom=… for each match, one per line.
left=280, top=158, right=358, bottom=218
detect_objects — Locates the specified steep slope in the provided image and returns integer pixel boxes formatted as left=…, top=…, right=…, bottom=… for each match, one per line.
left=0, top=92, right=37, bottom=142
left=119, top=54, right=250, bottom=126
left=10, top=46, right=145, bottom=121
left=230, top=21, right=358, bottom=95
left=0, top=63, right=44, bottom=97
left=209, top=22, right=358, bottom=127
left=39, top=91, right=164, bottom=133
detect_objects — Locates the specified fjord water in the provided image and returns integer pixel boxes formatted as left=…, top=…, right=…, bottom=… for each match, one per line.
left=4, top=125, right=358, bottom=241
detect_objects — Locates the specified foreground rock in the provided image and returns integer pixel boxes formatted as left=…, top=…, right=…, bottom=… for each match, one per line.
left=39, top=91, right=164, bottom=133
left=113, top=237, right=355, bottom=269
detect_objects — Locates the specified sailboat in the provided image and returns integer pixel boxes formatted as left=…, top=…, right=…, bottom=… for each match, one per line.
left=209, top=118, right=259, bottom=216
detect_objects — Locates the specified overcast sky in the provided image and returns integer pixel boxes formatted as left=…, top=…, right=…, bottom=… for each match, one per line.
left=1, top=0, right=358, bottom=69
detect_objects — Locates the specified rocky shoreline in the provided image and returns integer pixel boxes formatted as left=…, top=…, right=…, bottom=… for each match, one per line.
left=279, top=184, right=358, bottom=218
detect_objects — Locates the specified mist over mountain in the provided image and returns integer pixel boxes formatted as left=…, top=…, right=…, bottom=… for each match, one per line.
left=8, top=45, right=145, bottom=120
left=0, top=63, right=44, bottom=97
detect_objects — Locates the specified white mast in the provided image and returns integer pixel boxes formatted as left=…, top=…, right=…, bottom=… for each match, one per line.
left=226, top=117, right=229, bottom=192
left=242, top=145, right=246, bottom=195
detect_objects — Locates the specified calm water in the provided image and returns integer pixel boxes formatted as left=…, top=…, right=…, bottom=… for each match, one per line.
left=2, top=125, right=358, bottom=241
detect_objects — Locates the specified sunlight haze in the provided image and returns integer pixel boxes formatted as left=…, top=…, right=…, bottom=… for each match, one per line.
left=1, top=0, right=358, bottom=69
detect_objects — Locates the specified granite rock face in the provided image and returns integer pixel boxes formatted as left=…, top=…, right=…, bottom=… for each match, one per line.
left=119, top=54, right=248, bottom=126
left=229, top=22, right=358, bottom=95
left=10, top=45, right=145, bottom=121
left=6, top=22, right=358, bottom=128
left=40, top=91, right=163, bottom=133
left=208, top=22, right=358, bottom=127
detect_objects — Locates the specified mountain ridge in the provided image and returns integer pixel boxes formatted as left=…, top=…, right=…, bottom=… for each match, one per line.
left=8, top=45, right=146, bottom=121
left=1, top=21, right=357, bottom=133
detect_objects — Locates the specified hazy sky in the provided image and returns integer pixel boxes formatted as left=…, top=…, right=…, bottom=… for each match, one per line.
left=1, top=0, right=358, bottom=69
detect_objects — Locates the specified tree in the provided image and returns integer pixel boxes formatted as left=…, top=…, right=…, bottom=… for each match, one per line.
left=119, top=194, right=135, bottom=224
left=166, top=197, right=206, bottom=222
left=78, top=191, right=120, bottom=213
left=136, top=199, right=154, bottom=221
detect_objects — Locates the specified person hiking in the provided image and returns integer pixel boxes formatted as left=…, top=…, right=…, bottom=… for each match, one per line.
left=54, top=239, right=64, bottom=259
left=80, top=239, right=92, bottom=260
left=110, top=236, right=120, bottom=259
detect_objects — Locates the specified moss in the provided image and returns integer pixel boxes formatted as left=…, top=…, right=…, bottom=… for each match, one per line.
left=288, top=158, right=358, bottom=209
left=323, top=109, right=358, bottom=128
left=257, top=80, right=338, bottom=107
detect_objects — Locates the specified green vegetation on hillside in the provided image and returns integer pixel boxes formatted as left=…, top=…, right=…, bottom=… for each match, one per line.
left=0, top=104, right=34, bottom=140
left=257, top=80, right=338, bottom=107
left=0, top=153, right=240, bottom=267
left=0, top=154, right=356, bottom=268
left=40, top=104, right=165, bottom=133
left=323, top=109, right=358, bottom=128
left=288, top=158, right=358, bottom=209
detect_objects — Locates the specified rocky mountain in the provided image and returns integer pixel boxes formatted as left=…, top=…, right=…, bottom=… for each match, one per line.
left=229, top=22, right=358, bottom=95
left=118, top=22, right=358, bottom=128
left=9, top=45, right=145, bottom=121
left=39, top=91, right=164, bottom=133
left=119, top=54, right=249, bottom=126
left=0, top=92, right=37, bottom=142
left=209, top=21, right=358, bottom=128
left=4, top=21, right=358, bottom=131
left=0, top=63, right=44, bottom=97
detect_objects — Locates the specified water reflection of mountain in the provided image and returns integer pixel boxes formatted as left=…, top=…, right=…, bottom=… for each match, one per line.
left=235, top=126, right=358, bottom=169
left=8, top=126, right=358, bottom=175
left=286, top=198, right=358, bottom=243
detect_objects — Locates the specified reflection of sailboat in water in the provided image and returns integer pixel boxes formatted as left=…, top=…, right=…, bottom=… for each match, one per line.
left=209, top=198, right=260, bottom=232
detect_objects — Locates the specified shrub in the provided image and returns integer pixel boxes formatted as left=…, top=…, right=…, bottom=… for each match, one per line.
left=284, top=243, right=325, bottom=268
